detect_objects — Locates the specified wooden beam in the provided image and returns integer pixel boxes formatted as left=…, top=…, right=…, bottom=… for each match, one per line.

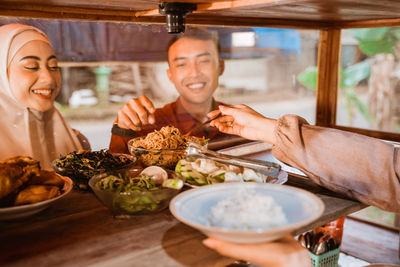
left=185, top=15, right=332, bottom=29
left=0, top=3, right=165, bottom=23
left=196, top=0, right=292, bottom=11
left=90, top=0, right=308, bottom=16
left=0, top=10, right=165, bottom=24
left=315, top=28, right=341, bottom=127
left=0, top=4, right=138, bottom=17
left=0, top=3, right=333, bottom=29
left=2, top=0, right=400, bottom=29
left=335, top=18, right=400, bottom=29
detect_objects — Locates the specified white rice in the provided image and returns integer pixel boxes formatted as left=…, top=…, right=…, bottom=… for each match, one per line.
left=208, top=188, right=287, bottom=229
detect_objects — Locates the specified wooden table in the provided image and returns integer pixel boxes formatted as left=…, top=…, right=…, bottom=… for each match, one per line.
left=0, top=174, right=366, bottom=267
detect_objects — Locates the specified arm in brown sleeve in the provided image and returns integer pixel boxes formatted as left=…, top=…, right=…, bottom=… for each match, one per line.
left=108, top=117, right=162, bottom=154
left=271, top=115, right=400, bottom=213
left=109, top=123, right=136, bottom=154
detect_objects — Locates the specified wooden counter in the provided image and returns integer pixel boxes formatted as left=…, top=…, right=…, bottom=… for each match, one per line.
left=0, top=173, right=365, bottom=267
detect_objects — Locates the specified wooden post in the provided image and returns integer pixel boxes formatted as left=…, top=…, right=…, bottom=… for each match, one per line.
left=61, top=66, right=71, bottom=105
left=315, top=29, right=341, bottom=127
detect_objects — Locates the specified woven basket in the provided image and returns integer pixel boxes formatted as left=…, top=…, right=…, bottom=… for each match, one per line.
left=309, top=247, right=340, bottom=267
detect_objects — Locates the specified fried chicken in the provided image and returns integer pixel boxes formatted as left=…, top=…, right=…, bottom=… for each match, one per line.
left=0, top=156, right=40, bottom=200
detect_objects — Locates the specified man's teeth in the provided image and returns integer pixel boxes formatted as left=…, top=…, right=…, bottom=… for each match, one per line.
left=187, top=83, right=205, bottom=89
left=33, top=89, right=51, bottom=96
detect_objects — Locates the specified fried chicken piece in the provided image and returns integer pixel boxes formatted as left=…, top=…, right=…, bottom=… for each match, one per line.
left=29, top=170, right=65, bottom=188
left=1, top=156, right=38, bottom=166
left=14, top=185, right=60, bottom=206
left=0, top=156, right=40, bottom=200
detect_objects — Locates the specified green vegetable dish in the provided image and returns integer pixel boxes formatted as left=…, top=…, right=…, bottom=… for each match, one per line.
left=94, top=172, right=182, bottom=214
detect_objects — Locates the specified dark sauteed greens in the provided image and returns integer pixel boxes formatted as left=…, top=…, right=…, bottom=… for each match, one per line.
left=53, top=150, right=135, bottom=190
left=55, top=150, right=133, bottom=170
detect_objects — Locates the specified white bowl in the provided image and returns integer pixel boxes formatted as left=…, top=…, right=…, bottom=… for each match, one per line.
left=170, top=182, right=324, bottom=243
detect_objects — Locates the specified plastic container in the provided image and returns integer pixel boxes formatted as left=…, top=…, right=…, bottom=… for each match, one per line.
left=315, top=217, right=345, bottom=245
left=94, top=65, right=111, bottom=104
left=310, top=246, right=340, bottom=267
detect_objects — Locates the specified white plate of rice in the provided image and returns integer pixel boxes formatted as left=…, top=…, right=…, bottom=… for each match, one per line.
left=169, top=182, right=324, bottom=243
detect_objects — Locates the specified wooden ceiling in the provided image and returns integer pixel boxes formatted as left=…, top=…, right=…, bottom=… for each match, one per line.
left=1, top=0, right=400, bottom=29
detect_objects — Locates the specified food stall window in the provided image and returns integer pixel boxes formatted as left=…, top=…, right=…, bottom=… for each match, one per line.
left=0, top=17, right=319, bottom=142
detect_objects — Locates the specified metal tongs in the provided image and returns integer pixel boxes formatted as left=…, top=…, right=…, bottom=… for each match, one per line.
left=185, top=141, right=281, bottom=178
left=184, top=113, right=222, bottom=136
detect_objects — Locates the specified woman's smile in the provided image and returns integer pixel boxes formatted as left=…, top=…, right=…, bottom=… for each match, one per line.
left=32, top=88, right=53, bottom=99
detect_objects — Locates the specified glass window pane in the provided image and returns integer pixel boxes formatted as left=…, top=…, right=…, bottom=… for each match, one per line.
left=338, top=28, right=400, bottom=133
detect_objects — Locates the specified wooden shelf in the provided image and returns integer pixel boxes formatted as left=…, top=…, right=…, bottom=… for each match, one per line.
left=1, top=0, right=400, bottom=29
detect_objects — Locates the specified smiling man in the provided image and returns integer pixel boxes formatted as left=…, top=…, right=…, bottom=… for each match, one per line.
left=109, top=28, right=232, bottom=154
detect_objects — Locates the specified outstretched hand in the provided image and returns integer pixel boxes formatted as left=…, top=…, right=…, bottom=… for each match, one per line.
left=209, top=104, right=277, bottom=144
left=203, top=236, right=311, bottom=267
left=116, top=95, right=156, bottom=131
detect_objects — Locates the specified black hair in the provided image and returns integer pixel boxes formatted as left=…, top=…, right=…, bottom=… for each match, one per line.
left=166, top=28, right=221, bottom=62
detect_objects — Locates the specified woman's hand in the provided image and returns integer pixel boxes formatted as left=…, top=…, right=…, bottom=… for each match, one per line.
left=116, top=95, right=156, bottom=131
left=203, top=236, right=311, bottom=267
left=209, top=104, right=277, bottom=144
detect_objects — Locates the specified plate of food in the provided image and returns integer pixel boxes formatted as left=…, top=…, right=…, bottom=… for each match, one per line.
left=128, top=125, right=207, bottom=169
left=175, top=157, right=288, bottom=187
left=52, top=150, right=137, bottom=190
left=170, top=182, right=324, bottom=243
left=0, top=156, right=73, bottom=220
left=89, top=166, right=183, bottom=217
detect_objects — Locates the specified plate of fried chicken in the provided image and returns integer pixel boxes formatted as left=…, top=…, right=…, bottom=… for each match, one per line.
left=0, top=156, right=72, bottom=220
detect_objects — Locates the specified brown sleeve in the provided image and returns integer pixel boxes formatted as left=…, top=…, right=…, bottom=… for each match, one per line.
left=271, top=114, right=400, bottom=213
left=108, top=121, right=161, bottom=154
left=109, top=124, right=136, bottom=154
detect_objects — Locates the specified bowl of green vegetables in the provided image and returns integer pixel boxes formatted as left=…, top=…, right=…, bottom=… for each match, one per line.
left=89, top=166, right=183, bottom=217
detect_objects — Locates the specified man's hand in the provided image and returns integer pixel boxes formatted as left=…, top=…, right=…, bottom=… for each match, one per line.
left=116, top=95, right=156, bottom=131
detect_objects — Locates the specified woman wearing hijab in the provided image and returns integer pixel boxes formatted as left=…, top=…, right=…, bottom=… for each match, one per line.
left=0, top=24, right=89, bottom=169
